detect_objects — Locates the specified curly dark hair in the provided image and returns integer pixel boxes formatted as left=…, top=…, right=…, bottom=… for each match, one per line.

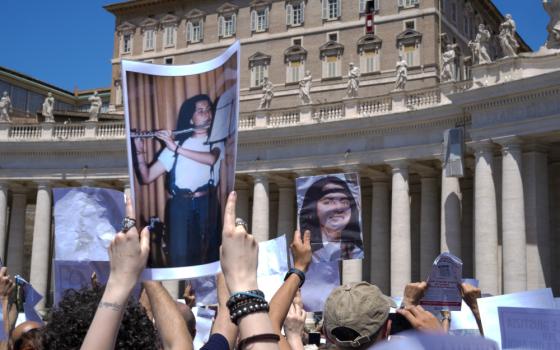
left=175, top=94, right=213, bottom=143
left=299, top=176, right=363, bottom=253
left=42, top=285, right=159, bottom=350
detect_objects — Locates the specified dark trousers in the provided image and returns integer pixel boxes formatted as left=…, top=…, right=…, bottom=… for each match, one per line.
left=166, top=191, right=221, bottom=267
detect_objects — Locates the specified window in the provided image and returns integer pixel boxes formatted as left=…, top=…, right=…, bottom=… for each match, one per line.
left=398, top=0, right=419, bottom=8
left=286, top=60, right=304, bottom=83
left=360, top=50, right=379, bottom=73
left=286, top=2, right=305, bottom=26
left=405, top=20, right=415, bottom=30
left=359, top=0, right=379, bottom=13
left=122, top=34, right=132, bottom=54
left=164, top=57, right=174, bottom=65
left=403, top=44, right=416, bottom=66
left=325, top=56, right=339, bottom=78
left=328, top=32, right=338, bottom=42
left=251, top=64, right=268, bottom=88
left=144, top=29, right=155, bottom=51
left=322, top=0, right=341, bottom=20
left=251, top=8, right=269, bottom=32
left=187, top=20, right=204, bottom=43
left=163, top=26, right=176, bottom=47
left=249, top=52, right=271, bottom=88
left=292, top=37, right=302, bottom=46
left=219, top=14, right=237, bottom=38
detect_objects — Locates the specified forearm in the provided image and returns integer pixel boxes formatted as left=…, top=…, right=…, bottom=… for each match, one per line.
left=211, top=308, right=238, bottom=350
left=238, top=313, right=279, bottom=350
left=285, top=334, right=304, bottom=350
left=1, top=298, right=10, bottom=340
left=143, top=281, right=191, bottom=350
left=177, top=148, right=217, bottom=166
left=269, top=275, right=300, bottom=333
left=80, top=279, right=132, bottom=350
left=136, top=154, right=150, bottom=184
left=469, top=306, right=484, bottom=335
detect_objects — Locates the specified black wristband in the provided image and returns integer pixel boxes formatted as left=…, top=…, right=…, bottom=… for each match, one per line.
left=284, top=268, right=306, bottom=288
left=174, top=144, right=179, bottom=155
left=238, top=333, right=280, bottom=349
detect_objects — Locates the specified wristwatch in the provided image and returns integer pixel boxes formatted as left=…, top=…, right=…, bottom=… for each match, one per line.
left=284, top=268, right=306, bottom=288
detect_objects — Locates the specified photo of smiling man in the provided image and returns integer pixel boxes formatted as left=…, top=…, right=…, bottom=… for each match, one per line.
left=296, top=173, right=364, bottom=262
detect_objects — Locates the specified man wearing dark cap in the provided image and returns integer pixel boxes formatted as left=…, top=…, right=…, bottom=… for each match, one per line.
left=323, top=282, right=444, bottom=349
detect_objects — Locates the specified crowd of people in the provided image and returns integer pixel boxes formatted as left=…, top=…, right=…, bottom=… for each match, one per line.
left=2, top=192, right=491, bottom=350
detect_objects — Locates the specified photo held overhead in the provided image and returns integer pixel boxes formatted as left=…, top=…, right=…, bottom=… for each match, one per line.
left=122, top=41, right=240, bottom=280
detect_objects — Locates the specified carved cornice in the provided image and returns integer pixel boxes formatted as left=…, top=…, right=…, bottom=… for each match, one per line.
left=465, top=87, right=560, bottom=113
left=284, top=45, right=307, bottom=63
left=248, top=52, right=272, bottom=68
left=319, top=41, right=344, bottom=58
left=184, top=8, right=207, bottom=20
left=357, top=34, right=382, bottom=53
left=116, top=21, right=136, bottom=36
left=217, top=2, right=239, bottom=14
left=396, top=29, right=422, bottom=46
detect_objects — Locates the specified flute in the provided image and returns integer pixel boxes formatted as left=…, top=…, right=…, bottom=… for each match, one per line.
left=130, top=124, right=210, bottom=138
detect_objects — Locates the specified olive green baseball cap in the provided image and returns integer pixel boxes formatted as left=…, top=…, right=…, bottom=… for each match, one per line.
left=323, top=282, right=396, bottom=348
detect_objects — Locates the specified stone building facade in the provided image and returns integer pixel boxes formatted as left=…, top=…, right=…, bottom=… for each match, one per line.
left=0, top=0, right=558, bottom=310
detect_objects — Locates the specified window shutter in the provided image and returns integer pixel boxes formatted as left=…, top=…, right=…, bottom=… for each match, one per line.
left=336, top=0, right=341, bottom=17
left=301, top=1, right=305, bottom=23
left=299, top=61, right=304, bottom=81
left=286, top=4, right=293, bottom=25
left=322, top=59, right=327, bottom=77
left=359, top=0, right=365, bottom=12
left=232, top=13, right=237, bottom=34
left=264, top=7, right=269, bottom=29
left=218, top=16, right=224, bottom=37
left=251, top=10, right=257, bottom=31
left=322, top=0, right=328, bottom=19
left=398, top=0, right=404, bottom=7
left=375, top=0, right=380, bottom=10
left=186, top=22, right=192, bottom=42
left=200, top=20, right=204, bottom=40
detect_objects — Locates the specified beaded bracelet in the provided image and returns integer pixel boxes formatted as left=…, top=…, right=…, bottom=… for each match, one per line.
left=229, top=297, right=270, bottom=324
left=227, top=290, right=265, bottom=308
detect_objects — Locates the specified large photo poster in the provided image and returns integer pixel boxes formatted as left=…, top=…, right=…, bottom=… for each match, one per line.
left=296, top=173, right=364, bottom=262
left=122, top=42, right=240, bottom=280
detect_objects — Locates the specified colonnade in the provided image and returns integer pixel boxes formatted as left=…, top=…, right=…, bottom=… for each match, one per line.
left=0, top=137, right=558, bottom=310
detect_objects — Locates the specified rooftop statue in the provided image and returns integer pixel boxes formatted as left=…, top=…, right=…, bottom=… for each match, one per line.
left=498, top=14, right=519, bottom=58
left=346, top=63, right=360, bottom=98
left=88, top=90, right=102, bottom=122
left=42, top=92, right=55, bottom=123
left=0, top=91, right=12, bottom=123
left=299, top=70, right=312, bottom=105
left=543, top=0, right=560, bottom=50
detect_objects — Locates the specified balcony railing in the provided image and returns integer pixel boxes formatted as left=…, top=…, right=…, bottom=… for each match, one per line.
left=0, top=122, right=126, bottom=141
left=1, top=80, right=474, bottom=140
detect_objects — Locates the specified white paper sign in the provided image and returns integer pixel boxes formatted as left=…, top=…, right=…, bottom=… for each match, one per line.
left=301, top=260, right=340, bottom=312
left=420, top=252, right=462, bottom=312
left=499, top=307, right=560, bottom=350
left=477, top=288, right=555, bottom=348
left=372, top=331, right=498, bottom=350
left=192, top=306, right=214, bottom=349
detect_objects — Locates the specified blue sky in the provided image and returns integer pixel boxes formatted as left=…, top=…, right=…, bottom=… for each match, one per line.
left=0, top=1, right=548, bottom=92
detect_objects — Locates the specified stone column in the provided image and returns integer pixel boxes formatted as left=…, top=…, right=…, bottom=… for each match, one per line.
left=236, top=186, right=250, bottom=225
left=550, top=162, right=560, bottom=296
left=251, top=174, right=269, bottom=242
left=523, top=145, right=550, bottom=290
left=277, top=186, right=295, bottom=237
left=440, top=168, right=462, bottom=255
left=342, top=259, right=363, bottom=284
left=388, top=160, right=411, bottom=296
left=30, top=183, right=52, bottom=311
left=420, top=174, right=439, bottom=280
left=471, top=141, right=499, bottom=295
left=0, top=183, right=8, bottom=262
left=370, top=179, right=390, bottom=294
left=6, top=190, right=27, bottom=276
left=497, top=137, right=527, bottom=293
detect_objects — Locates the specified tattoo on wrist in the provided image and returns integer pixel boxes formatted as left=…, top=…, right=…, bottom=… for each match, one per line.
left=99, top=301, right=123, bottom=312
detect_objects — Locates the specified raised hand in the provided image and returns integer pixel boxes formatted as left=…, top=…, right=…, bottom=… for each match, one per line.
left=220, top=191, right=258, bottom=294
left=0, top=267, right=14, bottom=299
left=402, top=281, right=428, bottom=307
left=290, top=230, right=311, bottom=273
left=396, top=305, right=444, bottom=333
left=108, top=196, right=150, bottom=291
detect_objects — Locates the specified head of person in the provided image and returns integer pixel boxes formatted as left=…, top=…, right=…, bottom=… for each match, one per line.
left=299, top=176, right=362, bottom=251
left=12, top=321, right=43, bottom=350
left=176, top=94, right=213, bottom=143
left=175, top=301, right=196, bottom=339
left=42, top=285, right=158, bottom=350
left=323, top=282, right=396, bottom=349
